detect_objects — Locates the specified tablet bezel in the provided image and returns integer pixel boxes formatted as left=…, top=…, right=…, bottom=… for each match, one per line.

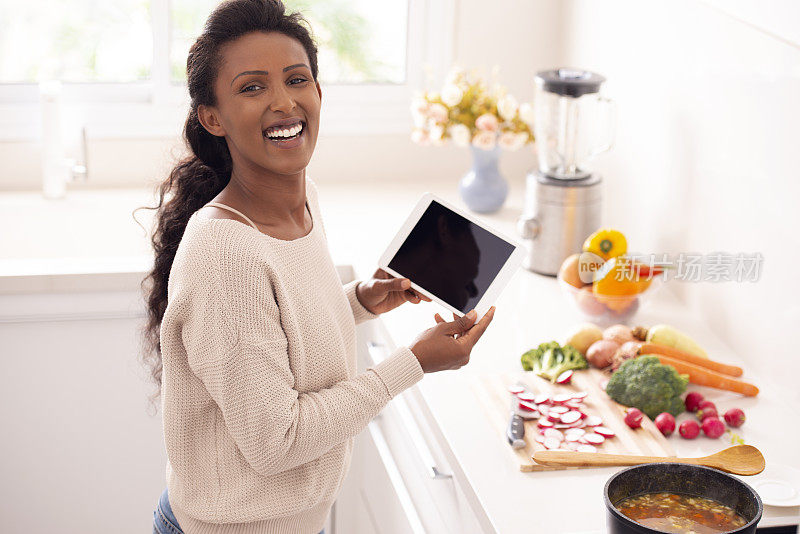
left=378, top=193, right=525, bottom=318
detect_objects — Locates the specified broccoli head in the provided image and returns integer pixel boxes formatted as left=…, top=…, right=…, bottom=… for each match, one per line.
left=521, top=341, right=588, bottom=382
left=605, top=355, right=689, bottom=419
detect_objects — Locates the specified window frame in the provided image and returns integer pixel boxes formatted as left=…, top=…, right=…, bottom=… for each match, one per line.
left=0, top=0, right=454, bottom=141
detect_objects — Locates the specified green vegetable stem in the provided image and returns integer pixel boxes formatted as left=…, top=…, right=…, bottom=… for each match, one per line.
left=520, top=341, right=588, bottom=382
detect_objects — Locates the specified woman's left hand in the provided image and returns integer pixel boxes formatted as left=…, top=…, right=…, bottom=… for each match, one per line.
left=356, top=268, right=431, bottom=315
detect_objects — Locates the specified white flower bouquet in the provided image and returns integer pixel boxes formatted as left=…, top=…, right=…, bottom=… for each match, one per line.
left=410, top=68, right=535, bottom=151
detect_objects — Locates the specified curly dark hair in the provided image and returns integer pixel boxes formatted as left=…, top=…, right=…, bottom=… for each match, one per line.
left=136, top=0, right=318, bottom=401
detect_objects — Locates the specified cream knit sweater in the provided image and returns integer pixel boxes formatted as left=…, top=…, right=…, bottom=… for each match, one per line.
left=159, top=177, right=424, bottom=534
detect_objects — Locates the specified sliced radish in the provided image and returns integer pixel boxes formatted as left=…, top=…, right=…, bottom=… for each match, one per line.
left=537, top=405, right=549, bottom=416
left=565, top=428, right=586, bottom=437
left=560, top=411, right=582, bottom=425
left=507, top=385, right=526, bottom=394
left=534, top=393, right=550, bottom=405
left=534, top=434, right=546, bottom=444
left=548, top=405, right=569, bottom=415
left=556, top=370, right=573, bottom=384
left=584, top=415, right=603, bottom=427
left=517, top=391, right=536, bottom=402
left=571, top=391, right=588, bottom=400
left=543, top=428, right=564, bottom=441
left=577, top=444, right=598, bottom=453
left=583, top=433, right=605, bottom=445
left=552, top=393, right=572, bottom=404
left=547, top=413, right=563, bottom=423
left=566, top=441, right=581, bottom=451
left=565, top=433, right=582, bottom=442
left=594, top=427, right=616, bottom=438
left=543, top=437, right=561, bottom=450
left=517, top=410, right=539, bottom=420
left=565, top=400, right=584, bottom=410
left=518, top=400, right=538, bottom=411
left=537, top=419, right=554, bottom=428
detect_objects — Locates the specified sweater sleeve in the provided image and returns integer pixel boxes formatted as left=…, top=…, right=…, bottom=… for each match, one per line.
left=182, top=240, right=423, bottom=477
left=342, top=280, right=379, bottom=325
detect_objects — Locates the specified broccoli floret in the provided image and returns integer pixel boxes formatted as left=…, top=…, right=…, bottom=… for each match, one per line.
left=521, top=341, right=588, bottom=382
left=605, top=355, right=689, bottom=419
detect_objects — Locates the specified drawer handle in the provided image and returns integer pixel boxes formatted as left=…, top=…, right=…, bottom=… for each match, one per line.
left=367, top=340, right=453, bottom=480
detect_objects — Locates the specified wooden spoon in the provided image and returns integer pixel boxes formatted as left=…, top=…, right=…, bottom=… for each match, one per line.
left=533, top=445, right=765, bottom=476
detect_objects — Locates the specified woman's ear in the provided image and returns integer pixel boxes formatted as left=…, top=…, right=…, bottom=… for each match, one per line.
left=197, top=104, right=226, bottom=137
left=316, top=81, right=322, bottom=104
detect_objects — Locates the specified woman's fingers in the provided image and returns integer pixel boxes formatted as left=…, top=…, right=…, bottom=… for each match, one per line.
left=434, top=313, right=445, bottom=324
left=436, top=310, right=477, bottom=336
left=458, top=307, right=495, bottom=347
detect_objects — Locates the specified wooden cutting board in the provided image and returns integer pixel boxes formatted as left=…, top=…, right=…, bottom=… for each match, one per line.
left=472, top=369, right=676, bottom=472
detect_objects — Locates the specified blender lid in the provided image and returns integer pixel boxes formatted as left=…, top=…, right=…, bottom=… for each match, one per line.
left=535, top=68, right=606, bottom=97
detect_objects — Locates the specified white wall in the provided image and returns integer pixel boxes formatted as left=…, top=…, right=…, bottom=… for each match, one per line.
left=0, top=0, right=565, bottom=193
left=562, top=0, right=800, bottom=395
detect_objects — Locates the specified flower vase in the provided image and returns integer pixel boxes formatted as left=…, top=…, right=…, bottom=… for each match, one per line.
left=458, top=145, right=508, bottom=213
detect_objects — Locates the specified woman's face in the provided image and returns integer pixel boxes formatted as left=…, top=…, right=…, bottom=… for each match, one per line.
left=199, top=31, right=321, bottom=177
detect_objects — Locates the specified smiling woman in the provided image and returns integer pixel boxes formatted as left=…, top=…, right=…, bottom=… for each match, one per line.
left=138, top=1, right=493, bottom=533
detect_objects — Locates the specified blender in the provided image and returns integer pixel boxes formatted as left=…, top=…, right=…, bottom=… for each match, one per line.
left=517, top=68, right=615, bottom=276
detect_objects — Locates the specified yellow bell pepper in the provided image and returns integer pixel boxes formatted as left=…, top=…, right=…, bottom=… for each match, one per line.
left=583, top=228, right=627, bottom=261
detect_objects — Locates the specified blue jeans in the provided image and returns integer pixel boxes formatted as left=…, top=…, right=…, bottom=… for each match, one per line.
left=153, top=488, right=183, bottom=534
left=152, top=488, right=325, bottom=534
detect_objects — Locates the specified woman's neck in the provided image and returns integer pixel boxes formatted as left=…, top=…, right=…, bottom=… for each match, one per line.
left=220, top=167, right=308, bottom=228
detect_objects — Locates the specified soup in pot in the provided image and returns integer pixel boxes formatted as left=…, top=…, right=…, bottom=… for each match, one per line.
left=616, top=492, right=748, bottom=533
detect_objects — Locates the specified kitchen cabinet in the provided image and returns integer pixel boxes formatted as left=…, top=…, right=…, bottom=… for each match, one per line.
left=0, top=284, right=165, bottom=533
left=330, top=295, right=484, bottom=534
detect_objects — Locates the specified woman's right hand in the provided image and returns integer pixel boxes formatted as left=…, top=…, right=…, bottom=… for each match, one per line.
left=409, top=307, right=496, bottom=373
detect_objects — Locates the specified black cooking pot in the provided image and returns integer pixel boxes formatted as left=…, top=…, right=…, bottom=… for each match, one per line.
left=604, top=463, right=762, bottom=534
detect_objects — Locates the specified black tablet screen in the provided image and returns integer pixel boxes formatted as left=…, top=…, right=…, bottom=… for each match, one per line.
left=388, top=200, right=515, bottom=313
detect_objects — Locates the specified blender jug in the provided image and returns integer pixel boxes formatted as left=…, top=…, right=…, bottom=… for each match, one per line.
left=534, top=69, right=615, bottom=179
left=518, top=68, right=615, bottom=276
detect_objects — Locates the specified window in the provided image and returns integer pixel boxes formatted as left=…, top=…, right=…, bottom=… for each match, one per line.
left=170, top=0, right=409, bottom=84
left=0, top=0, right=453, bottom=139
left=0, top=0, right=152, bottom=83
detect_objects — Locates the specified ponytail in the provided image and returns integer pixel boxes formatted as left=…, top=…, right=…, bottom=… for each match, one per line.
left=137, top=108, right=231, bottom=399
left=137, top=0, right=319, bottom=404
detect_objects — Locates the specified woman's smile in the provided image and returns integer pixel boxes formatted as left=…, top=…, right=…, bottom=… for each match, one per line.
left=263, top=119, right=306, bottom=149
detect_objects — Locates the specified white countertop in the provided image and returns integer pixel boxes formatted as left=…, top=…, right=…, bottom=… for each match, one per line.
left=3, top=181, right=799, bottom=532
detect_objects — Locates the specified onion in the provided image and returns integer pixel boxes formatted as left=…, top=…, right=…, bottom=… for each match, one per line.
left=603, top=324, right=634, bottom=345
left=586, top=339, right=619, bottom=369
left=611, top=341, right=642, bottom=370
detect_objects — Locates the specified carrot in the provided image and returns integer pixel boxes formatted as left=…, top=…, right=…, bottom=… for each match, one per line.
left=653, top=354, right=759, bottom=397
left=639, top=342, right=743, bottom=377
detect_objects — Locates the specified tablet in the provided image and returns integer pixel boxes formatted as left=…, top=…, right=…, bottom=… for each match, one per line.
left=379, top=193, right=525, bottom=318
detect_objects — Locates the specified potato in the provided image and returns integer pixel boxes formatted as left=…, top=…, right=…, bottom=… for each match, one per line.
left=564, top=323, right=603, bottom=356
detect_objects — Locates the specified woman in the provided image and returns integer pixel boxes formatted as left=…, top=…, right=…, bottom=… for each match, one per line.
left=142, top=1, right=495, bottom=532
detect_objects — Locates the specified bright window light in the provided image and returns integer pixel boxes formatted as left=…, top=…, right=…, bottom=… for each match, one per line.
left=170, top=0, right=409, bottom=84
left=0, top=0, right=152, bottom=83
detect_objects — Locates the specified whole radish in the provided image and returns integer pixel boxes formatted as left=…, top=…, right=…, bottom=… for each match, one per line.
left=702, top=417, right=726, bottom=439
left=624, top=408, right=644, bottom=429
left=697, top=400, right=716, bottom=412
left=654, top=413, right=676, bottom=437
left=679, top=420, right=700, bottom=439
left=724, top=408, right=746, bottom=428
left=684, top=391, right=704, bottom=412
left=697, top=406, right=718, bottom=421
